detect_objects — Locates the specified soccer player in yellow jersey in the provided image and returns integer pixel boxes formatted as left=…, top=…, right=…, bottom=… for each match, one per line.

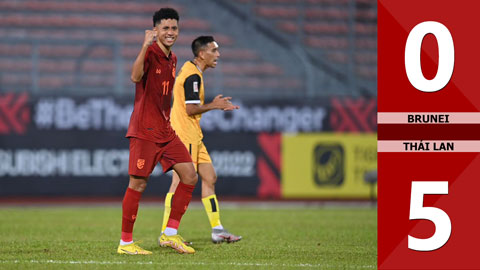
left=160, top=36, right=242, bottom=244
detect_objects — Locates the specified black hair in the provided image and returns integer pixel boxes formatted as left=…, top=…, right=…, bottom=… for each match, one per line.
left=153, top=8, right=179, bottom=27
left=191, top=36, right=215, bottom=57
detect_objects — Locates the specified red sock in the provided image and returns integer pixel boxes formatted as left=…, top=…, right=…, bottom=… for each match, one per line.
left=121, top=187, right=142, bottom=242
left=167, top=182, right=195, bottom=229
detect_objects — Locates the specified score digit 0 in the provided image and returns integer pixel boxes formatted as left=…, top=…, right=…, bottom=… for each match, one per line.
left=404, top=21, right=454, bottom=251
left=405, top=21, right=454, bottom=92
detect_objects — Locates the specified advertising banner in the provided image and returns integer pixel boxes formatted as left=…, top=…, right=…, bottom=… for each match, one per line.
left=282, top=133, right=376, bottom=199
left=0, top=92, right=375, bottom=198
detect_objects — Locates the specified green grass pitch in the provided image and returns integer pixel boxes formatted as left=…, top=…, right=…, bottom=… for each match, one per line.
left=0, top=205, right=376, bottom=269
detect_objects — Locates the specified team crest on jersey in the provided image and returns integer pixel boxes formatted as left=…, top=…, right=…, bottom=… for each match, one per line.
left=137, top=159, right=145, bottom=170
left=172, top=66, right=176, bottom=78
left=156, top=68, right=161, bottom=74
left=193, top=81, right=198, bottom=92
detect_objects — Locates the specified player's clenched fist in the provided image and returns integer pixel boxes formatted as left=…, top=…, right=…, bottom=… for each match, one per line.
left=143, top=30, right=157, bottom=48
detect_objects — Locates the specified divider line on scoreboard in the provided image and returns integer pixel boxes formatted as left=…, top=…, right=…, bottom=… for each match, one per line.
left=377, top=112, right=480, bottom=124
left=378, top=140, right=480, bottom=152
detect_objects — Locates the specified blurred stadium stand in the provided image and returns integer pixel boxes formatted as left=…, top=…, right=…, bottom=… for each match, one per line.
left=0, top=0, right=377, bottom=99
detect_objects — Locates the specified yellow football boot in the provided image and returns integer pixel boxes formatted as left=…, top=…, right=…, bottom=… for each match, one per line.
left=158, top=234, right=195, bottom=254
left=117, top=241, right=152, bottom=255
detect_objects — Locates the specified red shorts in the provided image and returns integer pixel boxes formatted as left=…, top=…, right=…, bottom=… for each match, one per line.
left=128, top=136, right=192, bottom=177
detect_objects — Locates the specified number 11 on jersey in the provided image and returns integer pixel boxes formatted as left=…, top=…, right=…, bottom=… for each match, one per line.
left=162, top=81, right=170, bottom=95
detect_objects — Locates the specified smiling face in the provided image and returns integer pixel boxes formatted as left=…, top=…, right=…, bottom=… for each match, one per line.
left=154, top=19, right=178, bottom=51
left=201, top=41, right=220, bottom=68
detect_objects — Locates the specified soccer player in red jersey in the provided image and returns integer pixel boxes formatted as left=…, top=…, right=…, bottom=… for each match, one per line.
left=117, top=8, right=196, bottom=255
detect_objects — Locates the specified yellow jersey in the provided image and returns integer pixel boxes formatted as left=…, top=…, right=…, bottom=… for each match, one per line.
left=171, top=61, right=204, bottom=142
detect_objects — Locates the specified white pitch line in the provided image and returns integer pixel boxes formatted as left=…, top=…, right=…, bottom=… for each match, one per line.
left=0, top=259, right=376, bottom=269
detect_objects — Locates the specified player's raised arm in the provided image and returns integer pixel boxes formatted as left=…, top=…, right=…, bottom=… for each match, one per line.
left=186, top=94, right=239, bottom=116
left=130, top=30, right=156, bottom=83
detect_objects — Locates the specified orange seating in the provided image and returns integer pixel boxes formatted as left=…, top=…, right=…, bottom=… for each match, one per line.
left=251, top=0, right=376, bottom=82
left=0, top=14, right=209, bottom=31
left=0, top=1, right=183, bottom=14
left=305, top=37, right=348, bottom=49
left=255, top=7, right=299, bottom=18
left=306, top=9, right=349, bottom=19
left=0, top=0, right=315, bottom=95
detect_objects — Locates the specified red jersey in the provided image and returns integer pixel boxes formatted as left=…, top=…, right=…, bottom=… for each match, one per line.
left=126, top=42, right=177, bottom=143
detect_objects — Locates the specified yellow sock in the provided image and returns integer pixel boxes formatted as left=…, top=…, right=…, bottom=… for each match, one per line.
left=161, top=192, right=174, bottom=233
left=202, top=194, right=222, bottom=228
